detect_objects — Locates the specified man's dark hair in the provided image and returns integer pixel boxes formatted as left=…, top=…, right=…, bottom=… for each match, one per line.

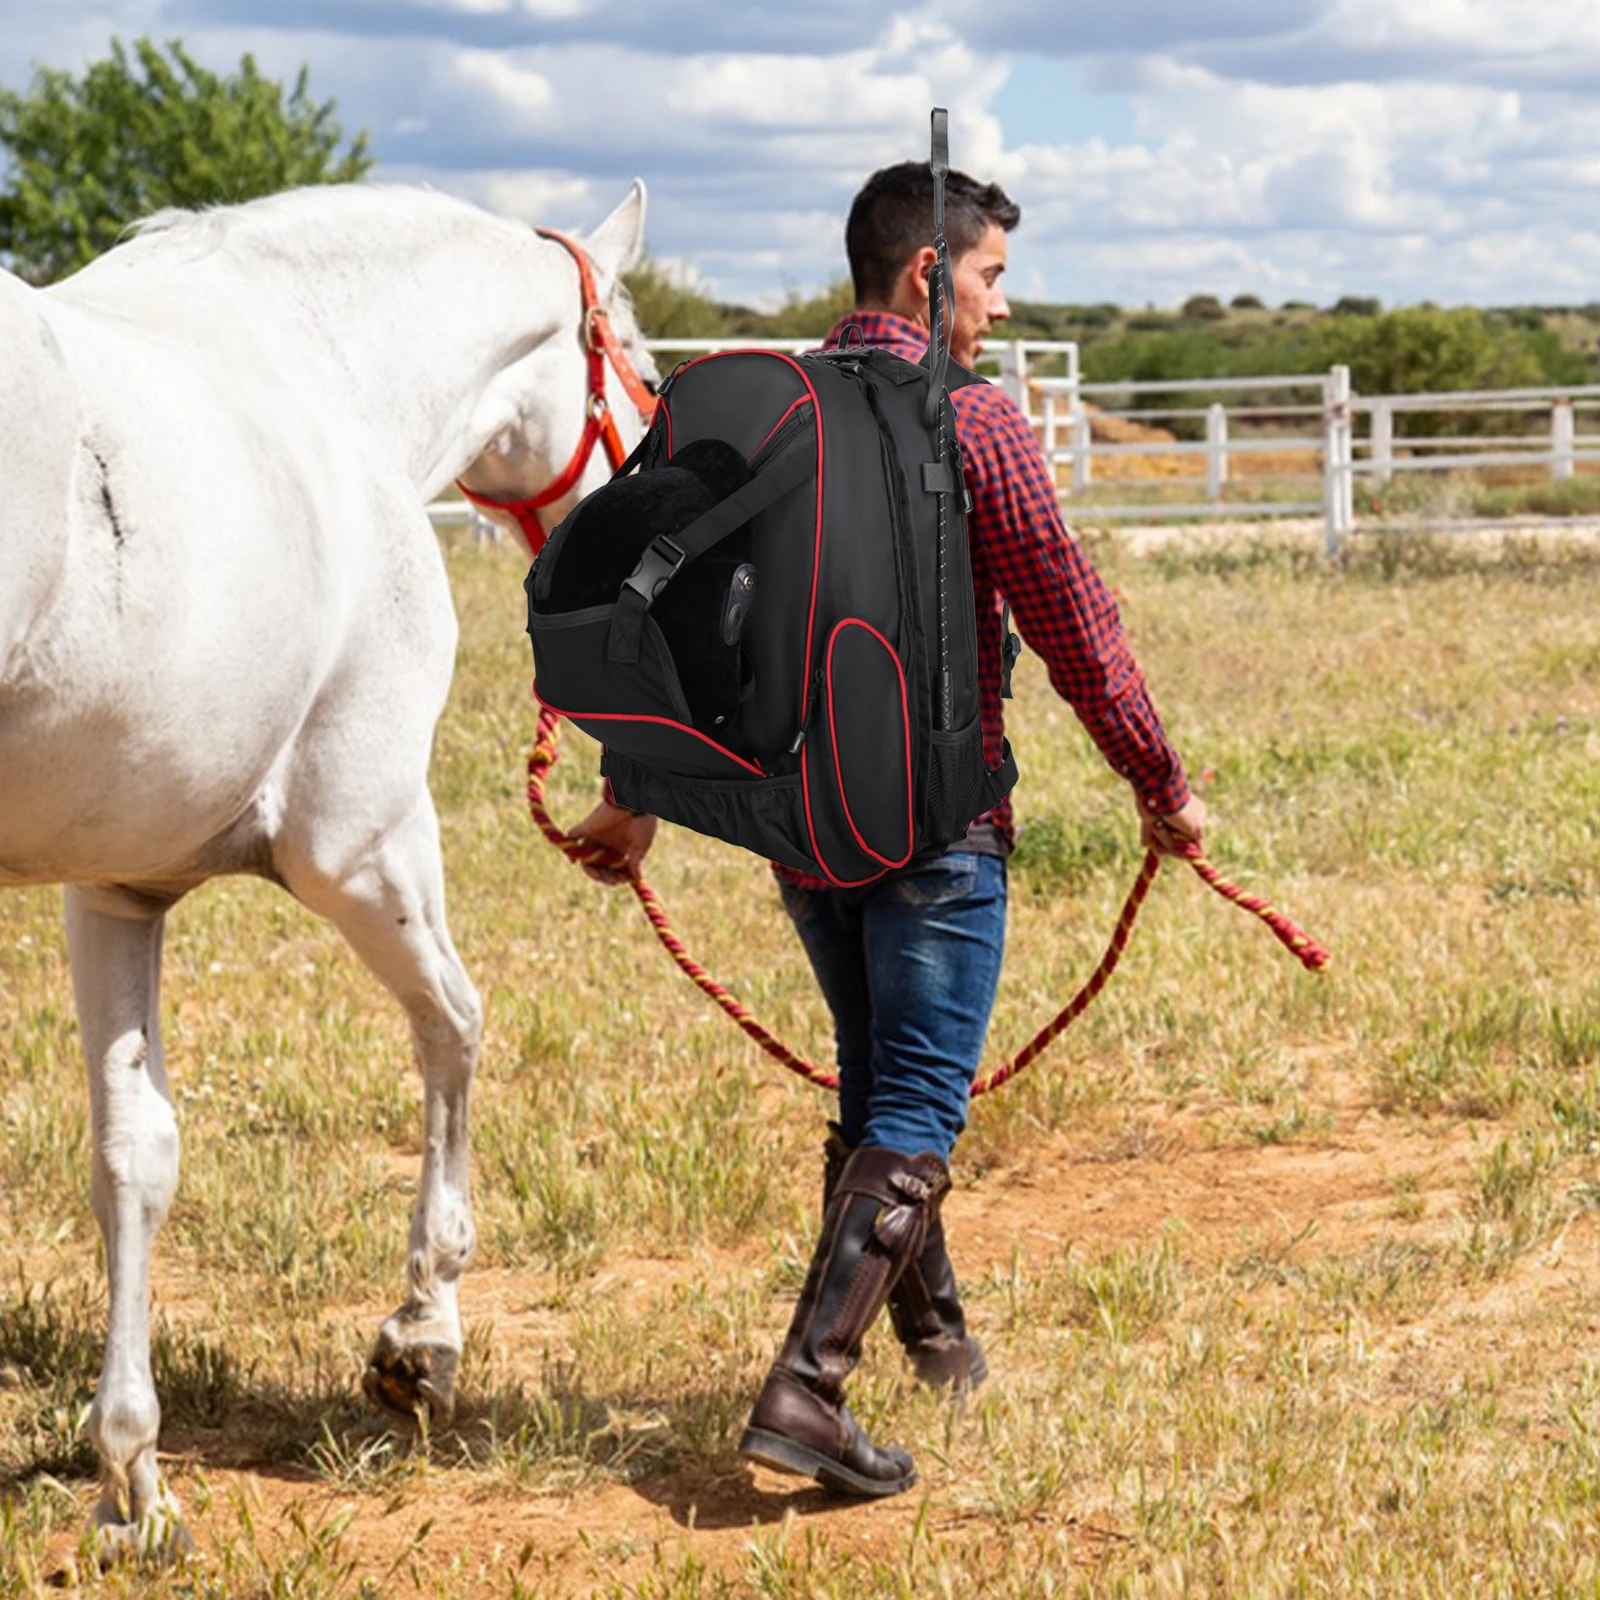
left=845, top=161, right=1020, bottom=307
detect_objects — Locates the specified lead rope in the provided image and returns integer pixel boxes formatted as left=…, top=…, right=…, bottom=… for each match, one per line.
left=525, top=709, right=1330, bottom=1099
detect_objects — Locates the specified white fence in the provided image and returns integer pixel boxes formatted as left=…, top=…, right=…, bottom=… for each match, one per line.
left=431, top=338, right=1600, bottom=556
left=1034, top=369, right=1332, bottom=524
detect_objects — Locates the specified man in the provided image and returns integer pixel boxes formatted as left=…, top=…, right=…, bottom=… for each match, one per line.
left=573, top=159, right=1205, bottom=1498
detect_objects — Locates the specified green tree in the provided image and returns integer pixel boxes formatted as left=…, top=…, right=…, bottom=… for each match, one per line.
left=1310, top=305, right=1541, bottom=394
left=0, top=36, right=371, bottom=284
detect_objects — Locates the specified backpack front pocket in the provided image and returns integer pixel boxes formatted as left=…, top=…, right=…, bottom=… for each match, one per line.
left=530, top=605, right=763, bottom=780
left=807, top=618, right=912, bottom=877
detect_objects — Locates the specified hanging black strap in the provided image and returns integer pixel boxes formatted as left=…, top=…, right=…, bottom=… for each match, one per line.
left=607, top=423, right=656, bottom=483
left=1000, top=600, right=1021, bottom=699
left=923, top=108, right=953, bottom=431
left=925, top=107, right=956, bottom=727
left=606, top=433, right=815, bottom=664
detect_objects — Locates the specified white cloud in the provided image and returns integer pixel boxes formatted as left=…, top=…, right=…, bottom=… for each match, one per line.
left=1300, top=0, right=1600, bottom=67
left=979, top=51, right=1600, bottom=304
left=467, top=168, right=594, bottom=222
left=10, top=2, right=1600, bottom=307
left=451, top=48, right=552, bottom=120
left=667, top=52, right=926, bottom=128
left=436, top=0, right=590, bottom=14
left=644, top=254, right=717, bottom=294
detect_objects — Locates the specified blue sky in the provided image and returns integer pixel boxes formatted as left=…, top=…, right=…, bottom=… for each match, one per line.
left=6, top=1, right=1600, bottom=308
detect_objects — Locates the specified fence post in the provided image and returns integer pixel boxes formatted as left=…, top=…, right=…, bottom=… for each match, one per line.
left=1071, top=406, right=1092, bottom=492
left=998, top=339, right=1029, bottom=412
left=1372, top=401, right=1393, bottom=487
left=1552, top=398, right=1575, bottom=482
left=1206, top=402, right=1228, bottom=502
left=1042, top=388, right=1059, bottom=468
left=1323, top=365, right=1353, bottom=556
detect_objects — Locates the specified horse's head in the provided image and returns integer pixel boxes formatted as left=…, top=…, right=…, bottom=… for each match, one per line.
left=456, top=184, right=659, bottom=551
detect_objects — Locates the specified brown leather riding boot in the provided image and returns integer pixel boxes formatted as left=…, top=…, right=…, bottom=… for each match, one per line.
left=824, top=1125, right=988, bottom=1392
left=739, top=1146, right=948, bottom=1498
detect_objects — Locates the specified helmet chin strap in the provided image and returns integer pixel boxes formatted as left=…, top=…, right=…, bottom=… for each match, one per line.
left=457, top=227, right=658, bottom=556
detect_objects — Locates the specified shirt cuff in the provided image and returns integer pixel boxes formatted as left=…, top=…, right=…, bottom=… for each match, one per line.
left=1139, top=764, right=1192, bottom=818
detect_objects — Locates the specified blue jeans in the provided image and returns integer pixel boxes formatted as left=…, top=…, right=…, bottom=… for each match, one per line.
left=778, top=853, right=1008, bottom=1161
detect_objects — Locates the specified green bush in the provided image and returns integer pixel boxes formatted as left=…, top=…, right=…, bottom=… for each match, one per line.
left=728, top=279, right=854, bottom=339
left=1313, top=305, right=1539, bottom=394
left=621, top=258, right=730, bottom=340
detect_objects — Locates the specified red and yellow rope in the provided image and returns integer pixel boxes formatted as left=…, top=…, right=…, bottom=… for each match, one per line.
left=526, top=707, right=1329, bottom=1099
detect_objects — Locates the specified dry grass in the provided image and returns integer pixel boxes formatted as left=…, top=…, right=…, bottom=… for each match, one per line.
left=7, top=529, right=1600, bottom=1594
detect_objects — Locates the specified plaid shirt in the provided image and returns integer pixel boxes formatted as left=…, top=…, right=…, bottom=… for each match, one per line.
left=765, top=311, right=1188, bottom=889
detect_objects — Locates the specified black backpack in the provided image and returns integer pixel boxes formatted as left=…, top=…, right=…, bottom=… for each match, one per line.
left=525, top=110, right=1018, bottom=886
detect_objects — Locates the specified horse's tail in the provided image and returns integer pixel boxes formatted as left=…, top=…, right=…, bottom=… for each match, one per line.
left=0, top=269, right=77, bottom=674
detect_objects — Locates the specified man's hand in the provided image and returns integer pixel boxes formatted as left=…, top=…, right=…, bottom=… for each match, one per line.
left=1137, top=793, right=1206, bottom=858
left=569, top=801, right=658, bottom=885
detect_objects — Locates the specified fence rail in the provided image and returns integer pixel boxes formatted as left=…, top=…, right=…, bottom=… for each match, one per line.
left=429, top=337, right=1600, bottom=554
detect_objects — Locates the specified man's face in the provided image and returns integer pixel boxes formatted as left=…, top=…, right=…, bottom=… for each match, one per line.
left=949, top=222, right=1010, bottom=366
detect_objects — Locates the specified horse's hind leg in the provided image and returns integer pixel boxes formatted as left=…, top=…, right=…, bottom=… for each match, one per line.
left=282, top=795, right=482, bottom=1422
left=63, top=886, right=189, bottom=1562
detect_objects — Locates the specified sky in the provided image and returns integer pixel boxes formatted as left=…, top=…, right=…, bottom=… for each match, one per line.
left=5, top=1, right=1600, bottom=310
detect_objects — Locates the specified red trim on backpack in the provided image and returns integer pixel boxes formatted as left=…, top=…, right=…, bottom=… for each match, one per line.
left=748, top=396, right=814, bottom=461
left=534, top=688, right=766, bottom=776
left=799, top=752, right=882, bottom=889
left=778, top=356, right=826, bottom=725
left=825, top=619, right=913, bottom=870
left=663, top=351, right=824, bottom=726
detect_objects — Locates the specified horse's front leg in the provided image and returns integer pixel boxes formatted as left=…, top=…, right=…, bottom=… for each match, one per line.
left=63, top=886, right=189, bottom=1562
left=284, top=797, right=482, bottom=1423
left=366, top=981, right=480, bottom=1422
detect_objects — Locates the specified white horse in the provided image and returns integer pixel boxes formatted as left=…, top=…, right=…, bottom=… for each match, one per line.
left=0, top=181, right=655, bottom=1557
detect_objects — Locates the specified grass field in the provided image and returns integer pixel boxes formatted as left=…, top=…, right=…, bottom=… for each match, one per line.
left=7, top=527, right=1600, bottom=1596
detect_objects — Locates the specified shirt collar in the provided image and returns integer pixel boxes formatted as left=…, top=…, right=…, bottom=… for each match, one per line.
left=823, top=309, right=929, bottom=360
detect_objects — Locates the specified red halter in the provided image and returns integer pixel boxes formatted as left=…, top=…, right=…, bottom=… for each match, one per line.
left=456, top=227, right=658, bottom=555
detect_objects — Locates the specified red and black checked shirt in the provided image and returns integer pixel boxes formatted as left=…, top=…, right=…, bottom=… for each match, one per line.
left=772, top=311, right=1188, bottom=887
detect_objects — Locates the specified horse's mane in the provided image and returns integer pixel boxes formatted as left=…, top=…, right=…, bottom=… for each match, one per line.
left=127, top=185, right=513, bottom=264
left=120, top=185, right=649, bottom=359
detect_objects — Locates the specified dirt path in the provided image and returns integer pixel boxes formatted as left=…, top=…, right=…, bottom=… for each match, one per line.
left=24, top=1085, right=1568, bottom=1597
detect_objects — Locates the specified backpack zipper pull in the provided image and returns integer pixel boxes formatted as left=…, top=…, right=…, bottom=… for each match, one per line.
left=790, top=670, right=825, bottom=753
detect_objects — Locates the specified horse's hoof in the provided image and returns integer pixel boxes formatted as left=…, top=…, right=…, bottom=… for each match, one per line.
left=363, top=1332, right=458, bottom=1424
left=90, top=1499, right=193, bottom=1568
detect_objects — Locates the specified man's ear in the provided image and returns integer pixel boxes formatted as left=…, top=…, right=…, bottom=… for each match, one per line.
left=890, top=246, right=940, bottom=321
